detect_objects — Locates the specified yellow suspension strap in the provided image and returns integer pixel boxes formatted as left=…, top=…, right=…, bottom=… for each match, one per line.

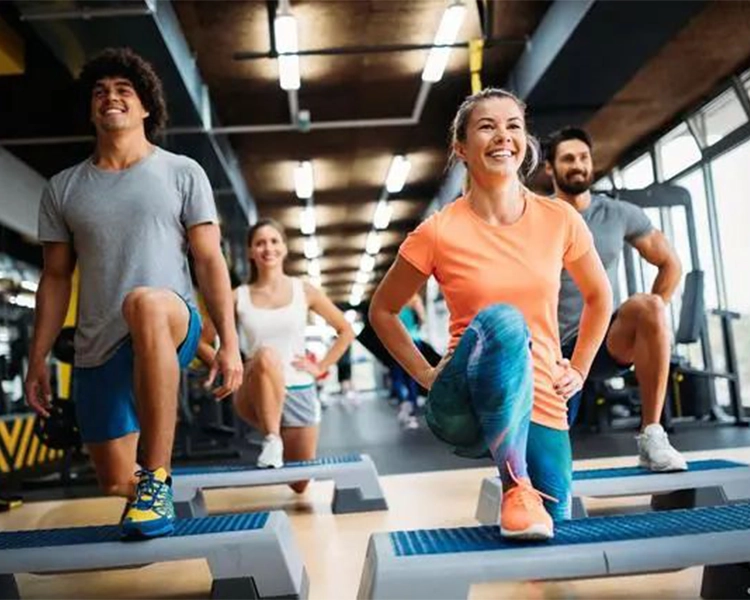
left=469, top=38, right=484, bottom=94
left=57, top=267, right=80, bottom=399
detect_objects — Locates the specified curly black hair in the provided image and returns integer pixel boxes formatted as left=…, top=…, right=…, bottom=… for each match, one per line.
left=79, top=47, right=168, bottom=141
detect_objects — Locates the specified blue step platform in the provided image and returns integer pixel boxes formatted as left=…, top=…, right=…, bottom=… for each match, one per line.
left=0, top=511, right=307, bottom=599
left=358, top=502, right=750, bottom=599
left=476, top=459, right=750, bottom=524
left=172, top=453, right=388, bottom=518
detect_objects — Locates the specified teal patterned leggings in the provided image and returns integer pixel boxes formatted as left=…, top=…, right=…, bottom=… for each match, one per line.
left=426, top=303, right=572, bottom=520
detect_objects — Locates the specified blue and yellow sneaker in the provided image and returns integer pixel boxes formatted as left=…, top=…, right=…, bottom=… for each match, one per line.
left=121, top=467, right=175, bottom=540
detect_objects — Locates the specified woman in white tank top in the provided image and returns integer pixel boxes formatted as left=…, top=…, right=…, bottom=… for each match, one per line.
left=232, top=219, right=355, bottom=484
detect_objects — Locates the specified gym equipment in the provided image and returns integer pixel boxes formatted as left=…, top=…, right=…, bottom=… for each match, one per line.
left=51, top=327, right=75, bottom=365
left=0, top=496, right=22, bottom=512
left=357, top=502, right=750, bottom=599
left=579, top=185, right=745, bottom=431
left=475, top=459, right=750, bottom=524
left=172, top=454, right=388, bottom=518
left=32, top=397, right=81, bottom=451
left=0, top=511, right=308, bottom=599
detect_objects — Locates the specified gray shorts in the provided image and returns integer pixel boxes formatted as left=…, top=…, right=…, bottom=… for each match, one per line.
left=282, top=384, right=321, bottom=427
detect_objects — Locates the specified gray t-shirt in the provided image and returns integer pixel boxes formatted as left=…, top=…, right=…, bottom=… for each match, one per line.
left=558, top=194, right=654, bottom=345
left=38, top=147, right=218, bottom=367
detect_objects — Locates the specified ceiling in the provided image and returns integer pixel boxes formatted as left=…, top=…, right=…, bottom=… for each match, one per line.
left=171, top=0, right=549, bottom=302
left=1, top=0, right=750, bottom=306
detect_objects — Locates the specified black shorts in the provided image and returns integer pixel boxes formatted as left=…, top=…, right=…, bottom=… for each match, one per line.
left=561, top=313, right=632, bottom=380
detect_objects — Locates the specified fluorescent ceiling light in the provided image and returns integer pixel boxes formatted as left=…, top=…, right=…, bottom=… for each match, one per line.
left=274, top=13, right=300, bottom=90
left=278, top=54, right=300, bottom=90
left=434, top=3, right=466, bottom=46
left=385, top=155, right=411, bottom=194
left=373, top=199, right=393, bottom=230
left=303, top=236, right=321, bottom=259
left=365, top=231, right=381, bottom=255
left=307, top=259, right=321, bottom=278
left=422, top=47, right=451, bottom=83
left=360, top=253, right=376, bottom=273
left=421, top=3, right=466, bottom=83
left=274, top=13, right=298, bottom=54
left=300, top=205, right=316, bottom=235
left=294, top=161, right=314, bottom=199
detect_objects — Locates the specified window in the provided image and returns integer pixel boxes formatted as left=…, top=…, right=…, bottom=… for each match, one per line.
left=592, top=175, right=614, bottom=194
left=637, top=208, right=661, bottom=293
left=689, top=88, right=747, bottom=148
left=620, top=154, right=654, bottom=189
left=673, top=169, right=719, bottom=309
left=616, top=254, right=628, bottom=306
left=711, top=140, right=750, bottom=405
left=741, top=68, right=750, bottom=101
left=670, top=170, right=719, bottom=373
left=662, top=205, right=687, bottom=334
left=657, top=123, right=702, bottom=180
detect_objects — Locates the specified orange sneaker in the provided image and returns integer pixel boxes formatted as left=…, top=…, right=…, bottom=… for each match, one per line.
left=500, top=463, right=556, bottom=540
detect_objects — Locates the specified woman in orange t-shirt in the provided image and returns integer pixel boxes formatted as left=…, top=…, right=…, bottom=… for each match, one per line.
left=370, top=88, right=612, bottom=540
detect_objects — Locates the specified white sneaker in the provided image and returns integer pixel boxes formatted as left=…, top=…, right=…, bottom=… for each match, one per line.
left=397, top=403, right=413, bottom=425
left=345, top=390, right=360, bottom=407
left=405, top=416, right=419, bottom=430
left=636, top=424, right=687, bottom=472
left=257, top=434, right=284, bottom=469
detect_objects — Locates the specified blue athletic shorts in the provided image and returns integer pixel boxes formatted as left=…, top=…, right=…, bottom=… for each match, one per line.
left=73, top=296, right=202, bottom=444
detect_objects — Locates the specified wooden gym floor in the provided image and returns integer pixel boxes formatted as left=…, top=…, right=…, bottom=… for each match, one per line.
left=4, top=446, right=749, bottom=599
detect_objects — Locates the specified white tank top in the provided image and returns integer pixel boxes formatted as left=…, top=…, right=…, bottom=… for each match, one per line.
left=236, top=278, right=313, bottom=388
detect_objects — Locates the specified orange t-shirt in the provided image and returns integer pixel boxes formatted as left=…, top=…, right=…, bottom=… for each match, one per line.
left=399, top=193, right=593, bottom=430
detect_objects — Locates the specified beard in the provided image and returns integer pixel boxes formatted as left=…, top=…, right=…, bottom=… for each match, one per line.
left=554, top=170, right=593, bottom=195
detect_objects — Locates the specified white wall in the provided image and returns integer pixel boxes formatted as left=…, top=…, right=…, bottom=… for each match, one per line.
left=0, top=147, right=46, bottom=240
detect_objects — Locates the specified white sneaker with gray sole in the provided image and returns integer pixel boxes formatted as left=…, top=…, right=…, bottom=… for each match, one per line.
left=257, top=433, right=284, bottom=469
left=636, top=423, right=687, bottom=471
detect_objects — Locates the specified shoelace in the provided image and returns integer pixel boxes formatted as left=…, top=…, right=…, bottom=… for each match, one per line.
left=505, top=462, right=558, bottom=509
left=132, top=469, right=170, bottom=513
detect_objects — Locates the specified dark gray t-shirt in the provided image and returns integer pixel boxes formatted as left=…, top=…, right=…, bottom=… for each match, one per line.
left=38, top=147, right=218, bottom=367
left=558, top=194, right=654, bottom=345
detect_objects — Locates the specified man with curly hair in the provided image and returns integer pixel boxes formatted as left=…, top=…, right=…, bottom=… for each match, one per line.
left=25, top=48, right=243, bottom=539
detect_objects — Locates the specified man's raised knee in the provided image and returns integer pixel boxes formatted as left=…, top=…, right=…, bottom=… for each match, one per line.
left=636, top=294, right=667, bottom=332
left=122, top=287, right=165, bottom=326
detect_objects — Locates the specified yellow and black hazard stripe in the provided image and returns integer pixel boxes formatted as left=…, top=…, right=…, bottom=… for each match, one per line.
left=57, top=268, right=80, bottom=399
left=0, top=270, right=79, bottom=475
left=0, top=415, right=66, bottom=474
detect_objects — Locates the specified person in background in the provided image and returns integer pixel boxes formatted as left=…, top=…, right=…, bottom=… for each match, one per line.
left=546, top=126, right=686, bottom=471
